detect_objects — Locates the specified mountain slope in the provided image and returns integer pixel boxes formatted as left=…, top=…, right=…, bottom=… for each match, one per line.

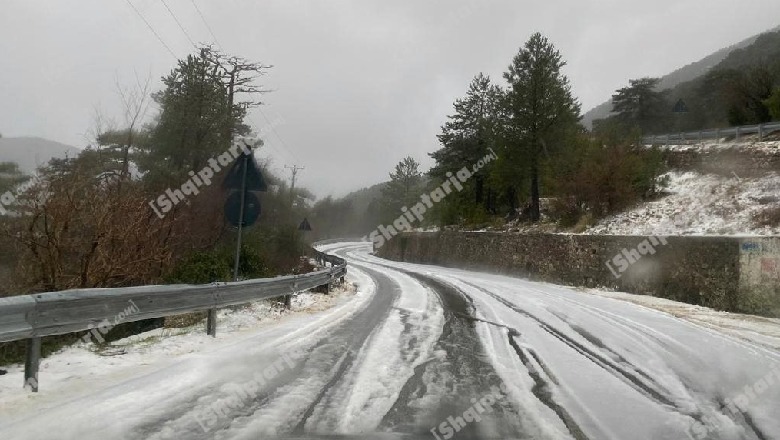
left=582, top=24, right=780, bottom=129
left=0, top=137, right=81, bottom=174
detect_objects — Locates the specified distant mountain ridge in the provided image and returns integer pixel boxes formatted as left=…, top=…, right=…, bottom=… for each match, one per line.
left=0, top=137, right=81, bottom=174
left=582, top=24, right=780, bottom=129
left=338, top=181, right=385, bottom=215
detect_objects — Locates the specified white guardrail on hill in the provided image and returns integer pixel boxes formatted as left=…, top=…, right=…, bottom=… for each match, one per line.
left=0, top=248, right=346, bottom=392
left=643, top=122, right=780, bottom=144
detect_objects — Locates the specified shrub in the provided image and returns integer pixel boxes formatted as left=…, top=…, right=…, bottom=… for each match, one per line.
left=764, top=87, right=780, bottom=121
left=165, top=245, right=271, bottom=284
left=166, top=250, right=232, bottom=284
left=552, top=142, right=667, bottom=226
left=753, top=205, right=780, bottom=228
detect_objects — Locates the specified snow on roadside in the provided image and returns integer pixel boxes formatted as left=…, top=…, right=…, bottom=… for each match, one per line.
left=580, top=287, right=780, bottom=351
left=658, top=139, right=780, bottom=154
left=0, top=282, right=356, bottom=410
left=587, top=170, right=780, bottom=236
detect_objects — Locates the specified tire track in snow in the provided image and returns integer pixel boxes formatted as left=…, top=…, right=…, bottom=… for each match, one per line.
left=347, top=246, right=780, bottom=439
left=464, top=278, right=779, bottom=440
left=459, top=280, right=677, bottom=407
left=379, top=273, right=529, bottom=439
left=456, top=280, right=777, bottom=440
left=294, top=261, right=443, bottom=435
left=504, top=329, right=589, bottom=440
left=191, top=254, right=399, bottom=439
left=348, top=253, right=588, bottom=439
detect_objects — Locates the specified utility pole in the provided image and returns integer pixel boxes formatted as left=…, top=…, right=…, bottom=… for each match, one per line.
left=283, top=164, right=304, bottom=310
left=285, top=164, right=305, bottom=208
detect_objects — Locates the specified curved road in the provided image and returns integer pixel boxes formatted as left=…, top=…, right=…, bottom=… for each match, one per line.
left=1, top=242, right=779, bottom=440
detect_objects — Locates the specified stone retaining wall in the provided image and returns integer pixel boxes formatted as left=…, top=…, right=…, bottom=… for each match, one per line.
left=376, top=232, right=780, bottom=316
left=663, top=145, right=780, bottom=177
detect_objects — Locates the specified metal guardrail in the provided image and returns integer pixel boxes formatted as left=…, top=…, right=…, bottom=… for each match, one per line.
left=0, top=248, right=346, bottom=391
left=643, top=122, right=780, bottom=144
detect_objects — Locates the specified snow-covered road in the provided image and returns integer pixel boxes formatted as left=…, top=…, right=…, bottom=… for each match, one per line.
left=1, top=241, right=779, bottom=439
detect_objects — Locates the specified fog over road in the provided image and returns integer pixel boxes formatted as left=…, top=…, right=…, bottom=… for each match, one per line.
left=2, top=242, right=779, bottom=440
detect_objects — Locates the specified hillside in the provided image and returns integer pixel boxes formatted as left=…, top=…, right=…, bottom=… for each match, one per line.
left=338, top=181, right=385, bottom=217
left=586, top=139, right=780, bottom=236
left=0, top=137, right=81, bottom=174
left=587, top=169, right=780, bottom=236
left=581, top=24, right=780, bottom=129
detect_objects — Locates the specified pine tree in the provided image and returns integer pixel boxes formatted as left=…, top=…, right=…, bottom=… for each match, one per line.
left=141, top=49, right=247, bottom=185
left=382, top=156, right=422, bottom=222
left=503, top=33, right=580, bottom=222
left=430, top=74, right=502, bottom=219
left=611, top=77, right=670, bottom=134
left=766, top=88, right=780, bottom=121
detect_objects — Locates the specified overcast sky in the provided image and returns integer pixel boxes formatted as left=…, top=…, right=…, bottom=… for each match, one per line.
left=2, top=1, right=780, bottom=198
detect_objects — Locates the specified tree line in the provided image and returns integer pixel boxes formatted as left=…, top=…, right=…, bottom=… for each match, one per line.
left=313, top=32, right=667, bottom=237
left=316, top=31, right=780, bottom=238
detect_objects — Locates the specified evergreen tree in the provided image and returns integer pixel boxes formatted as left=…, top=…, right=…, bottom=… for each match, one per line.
left=503, top=33, right=580, bottom=222
left=611, top=77, right=670, bottom=134
left=430, top=74, right=502, bottom=221
left=141, top=49, right=247, bottom=185
left=381, top=156, right=422, bottom=221
left=766, top=88, right=780, bottom=121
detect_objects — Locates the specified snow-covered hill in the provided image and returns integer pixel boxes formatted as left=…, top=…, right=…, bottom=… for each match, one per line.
left=587, top=170, right=780, bottom=236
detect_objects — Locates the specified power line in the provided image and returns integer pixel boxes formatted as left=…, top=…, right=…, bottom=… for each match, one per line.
left=255, top=133, right=290, bottom=165
left=189, top=0, right=223, bottom=49
left=258, top=108, right=303, bottom=164
left=123, top=0, right=177, bottom=59
left=256, top=111, right=299, bottom=165
left=177, top=2, right=302, bottom=167
left=183, top=6, right=302, bottom=165
left=159, top=0, right=197, bottom=48
left=123, top=0, right=302, bottom=169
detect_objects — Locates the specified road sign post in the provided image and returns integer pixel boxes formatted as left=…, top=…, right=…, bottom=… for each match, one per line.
left=207, top=142, right=267, bottom=337
left=233, top=152, right=250, bottom=284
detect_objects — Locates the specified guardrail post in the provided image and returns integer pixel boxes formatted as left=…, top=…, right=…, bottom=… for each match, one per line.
left=715, top=128, right=720, bottom=143
left=24, top=337, right=41, bottom=392
left=736, top=126, right=741, bottom=141
left=206, top=310, right=217, bottom=337
left=759, top=123, right=764, bottom=142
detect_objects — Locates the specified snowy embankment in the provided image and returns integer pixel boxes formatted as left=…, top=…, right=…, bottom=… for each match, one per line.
left=587, top=170, right=780, bottom=236
left=587, top=140, right=780, bottom=236
left=660, top=139, right=780, bottom=155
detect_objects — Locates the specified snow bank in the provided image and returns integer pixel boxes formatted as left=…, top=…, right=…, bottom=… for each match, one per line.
left=587, top=171, right=780, bottom=236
